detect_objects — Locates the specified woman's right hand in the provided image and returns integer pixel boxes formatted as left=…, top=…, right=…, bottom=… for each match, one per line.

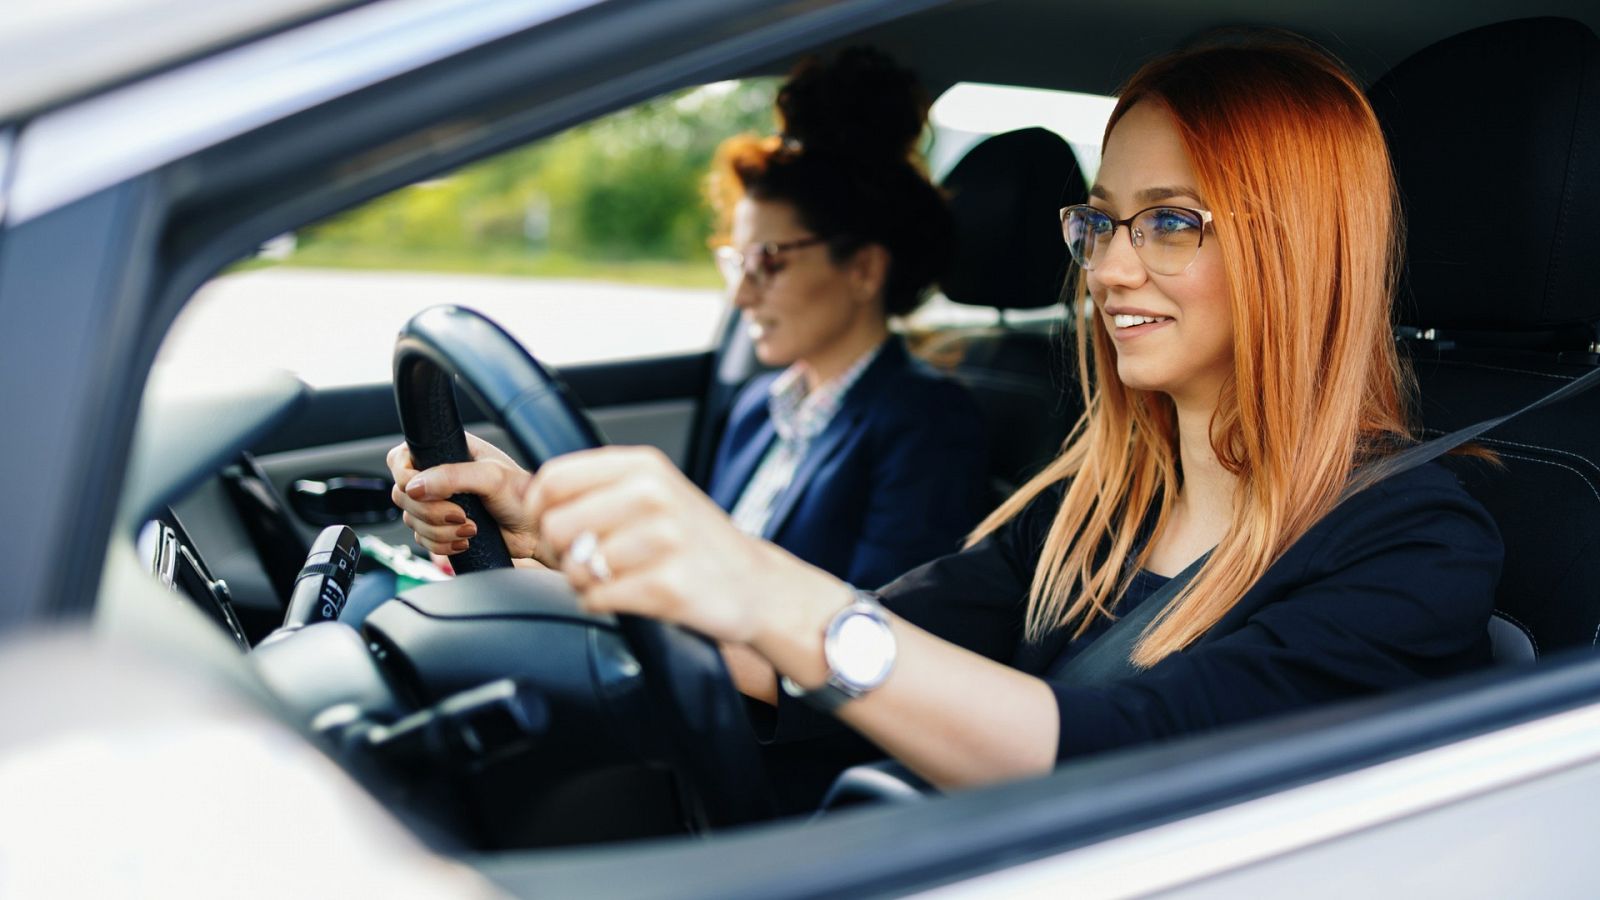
left=386, top=434, right=548, bottom=562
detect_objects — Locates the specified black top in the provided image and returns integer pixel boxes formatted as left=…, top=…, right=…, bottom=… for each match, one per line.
left=760, top=461, right=1503, bottom=770
left=1044, top=567, right=1170, bottom=679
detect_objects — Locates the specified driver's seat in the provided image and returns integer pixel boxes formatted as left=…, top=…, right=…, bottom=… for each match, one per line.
left=1369, top=16, right=1600, bottom=662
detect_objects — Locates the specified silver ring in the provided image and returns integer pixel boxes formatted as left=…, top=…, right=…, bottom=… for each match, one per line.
left=569, top=530, right=612, bottom=582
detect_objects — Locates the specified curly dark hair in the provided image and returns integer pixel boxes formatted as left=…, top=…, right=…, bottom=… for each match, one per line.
left=710, top=47, right=954, bottom=317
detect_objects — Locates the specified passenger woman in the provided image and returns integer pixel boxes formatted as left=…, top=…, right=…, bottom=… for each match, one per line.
left=704, top=48, right=987, bottom=588
left=390, top=37, right=1502, bottom=798
left=390, top=49, right=988, bottom=593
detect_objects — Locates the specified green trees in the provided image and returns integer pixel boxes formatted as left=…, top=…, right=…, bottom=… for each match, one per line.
left=292, top=79, right=777, bottom=281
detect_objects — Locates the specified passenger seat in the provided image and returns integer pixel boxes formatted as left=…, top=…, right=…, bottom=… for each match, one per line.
left=921, top=128, right=1088, bottom=499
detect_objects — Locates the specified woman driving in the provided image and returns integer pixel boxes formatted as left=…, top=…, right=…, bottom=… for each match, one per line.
left=388, top=36, right=1503, bottom=798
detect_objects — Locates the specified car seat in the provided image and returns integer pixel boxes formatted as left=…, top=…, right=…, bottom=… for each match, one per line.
left=1369, top=16, right=1600, bottom=662
left=925, top=127, right=1089, bottom=499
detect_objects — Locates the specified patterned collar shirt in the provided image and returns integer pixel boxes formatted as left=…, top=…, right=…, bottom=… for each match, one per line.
left=729, top=341, right=885, bottom=536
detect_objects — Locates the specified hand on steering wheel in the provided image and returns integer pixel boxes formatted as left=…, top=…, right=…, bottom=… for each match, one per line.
left=387, top=433, right=553, bottom=564
left=392, top=304, right=776, bottom=827
left=529, top=445, right=846, bottom=646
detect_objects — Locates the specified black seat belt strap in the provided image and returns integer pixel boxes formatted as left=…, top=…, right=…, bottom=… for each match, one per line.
left=1051, top=552, right=1209, bottom=687
left=1055, top=361, right=1600, bottom=688
left=1346, top=363, right=1600, bottom=499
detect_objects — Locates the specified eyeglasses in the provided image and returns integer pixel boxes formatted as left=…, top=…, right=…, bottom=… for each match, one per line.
left=715, top=236, right=830, bottom=289
left=1060, top=204, right=1215, bottom=276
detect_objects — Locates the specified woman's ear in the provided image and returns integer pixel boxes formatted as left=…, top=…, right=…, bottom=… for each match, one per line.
left=848, top=243, right=891, bottom=306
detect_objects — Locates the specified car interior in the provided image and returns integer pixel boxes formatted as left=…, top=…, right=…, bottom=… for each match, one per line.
left=1371, top=16, right=1600, bottom=664
left=152, top=97, right=1102, bottom=844
left=33, top=0, right=1600, bottom=892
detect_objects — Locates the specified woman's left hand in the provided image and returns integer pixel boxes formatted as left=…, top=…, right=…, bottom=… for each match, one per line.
left=527, top=446, right=843, bottom=645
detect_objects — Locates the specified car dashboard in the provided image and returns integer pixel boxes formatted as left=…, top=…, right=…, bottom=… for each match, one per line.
left=135, top=512, right=251, bottom=650
left=119, top=365, right=311, bottom=635
left=114, top=365, right=705, bottom=847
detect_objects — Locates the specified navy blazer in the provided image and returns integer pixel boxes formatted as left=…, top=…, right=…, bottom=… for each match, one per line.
left=708, top=336, right=989, bottom=589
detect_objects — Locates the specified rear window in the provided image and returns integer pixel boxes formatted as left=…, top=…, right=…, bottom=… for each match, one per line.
left=911, top=82, right=1114, bottom=328
left=928, top=82, right=1115, bottom=182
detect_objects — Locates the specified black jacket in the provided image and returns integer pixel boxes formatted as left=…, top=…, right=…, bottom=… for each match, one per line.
left=757, top=461, right=1502, bottom=805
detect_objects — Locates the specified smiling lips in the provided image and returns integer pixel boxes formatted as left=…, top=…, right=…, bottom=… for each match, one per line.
left=1110, top=313, right=1174, bottom=334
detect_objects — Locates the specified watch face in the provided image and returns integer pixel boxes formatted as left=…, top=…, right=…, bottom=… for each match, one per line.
left=828, top=611, right=895, bottom=689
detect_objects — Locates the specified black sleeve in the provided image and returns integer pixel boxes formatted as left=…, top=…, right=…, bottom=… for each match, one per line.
left=755, top=484, right=1061, bottom=743
left=1049, top=473, right=1504, bottom=760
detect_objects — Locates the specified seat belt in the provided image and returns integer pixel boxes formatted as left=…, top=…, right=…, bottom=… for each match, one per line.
left=1055, top=361, right=1600, bottom=688
left=1051, top=552, right=1209, bottom=687
left=1343, top=360, right=1600, bottom=499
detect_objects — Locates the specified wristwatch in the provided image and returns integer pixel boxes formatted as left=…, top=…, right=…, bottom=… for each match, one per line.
left=780, top=589, right=897, bottom=713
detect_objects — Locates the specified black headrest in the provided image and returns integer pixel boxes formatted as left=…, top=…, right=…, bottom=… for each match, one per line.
left=1370, top=17, right=1600, bottom=332
left=940, top=128, right=1086, bottom=310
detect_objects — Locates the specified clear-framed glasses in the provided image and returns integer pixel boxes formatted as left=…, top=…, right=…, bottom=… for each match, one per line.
left=714, top=235, right=830, bottom=289
left=1060, top=204, right=1215, bottom=276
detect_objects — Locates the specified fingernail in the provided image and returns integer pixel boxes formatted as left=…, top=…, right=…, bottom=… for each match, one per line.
left=452, top=540, right=469, bottom=552
left=405, top=474, right=430, bottom=499
left=446, top=511, right=467, bottom=526
left=457, top=523, right=477, bottom=538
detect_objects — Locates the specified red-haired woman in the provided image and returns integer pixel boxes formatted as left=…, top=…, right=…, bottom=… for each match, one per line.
left=391, top=37, right=1502, bottom=802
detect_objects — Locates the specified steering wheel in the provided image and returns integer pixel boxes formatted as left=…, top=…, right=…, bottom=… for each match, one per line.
left=392, top=305, right=774, bottom=829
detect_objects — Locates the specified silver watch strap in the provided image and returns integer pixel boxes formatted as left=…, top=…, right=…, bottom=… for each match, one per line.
left=779, top=589, right=892, bottom=713
left=780, top=673, right=855, bottom=713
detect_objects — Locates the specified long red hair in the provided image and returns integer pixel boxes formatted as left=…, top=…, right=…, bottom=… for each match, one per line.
left=970, top=38, right=1411, bottom=666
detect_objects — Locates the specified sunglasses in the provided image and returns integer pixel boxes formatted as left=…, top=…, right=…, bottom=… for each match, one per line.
left=1060, top=204, right=1215, bottom=276
left=714, top=235, right=830, bottom=289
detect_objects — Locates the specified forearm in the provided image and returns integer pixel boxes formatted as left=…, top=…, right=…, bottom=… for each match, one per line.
left=840, top=620, right=1059, bottom=788
left=720, top=641, right=778, bottom=705
left=750, top=549, right=1058, bottom=789
left=523, top=447, right=1053, bottom=787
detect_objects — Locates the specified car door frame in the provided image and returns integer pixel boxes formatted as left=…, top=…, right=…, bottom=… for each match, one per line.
left=0, top=0, right=951, bottom=628
left=7, top=0, right=1600, bottom=895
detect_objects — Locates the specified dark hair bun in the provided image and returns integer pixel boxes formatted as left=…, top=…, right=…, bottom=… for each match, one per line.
left=710, top=48, right=952, bottom=317
left=776, top=47, right=929, bottom=164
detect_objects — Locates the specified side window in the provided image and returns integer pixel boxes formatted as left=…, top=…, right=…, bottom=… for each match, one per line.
left=910, top=82, right=1115, bottom=330
left=158, top=80, right=778, bottom=388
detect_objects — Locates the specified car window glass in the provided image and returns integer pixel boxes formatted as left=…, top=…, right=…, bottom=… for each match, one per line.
left=928, top=81, right=1114, bottom=182
left=910, top=82, right=1114, bottom=330
left=156, top=79, right=779, bottom=389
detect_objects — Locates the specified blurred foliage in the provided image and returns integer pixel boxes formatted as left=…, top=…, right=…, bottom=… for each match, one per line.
left=245, top=245, right=726, bottom=287
left=292, top=79, right=778, bottom=277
